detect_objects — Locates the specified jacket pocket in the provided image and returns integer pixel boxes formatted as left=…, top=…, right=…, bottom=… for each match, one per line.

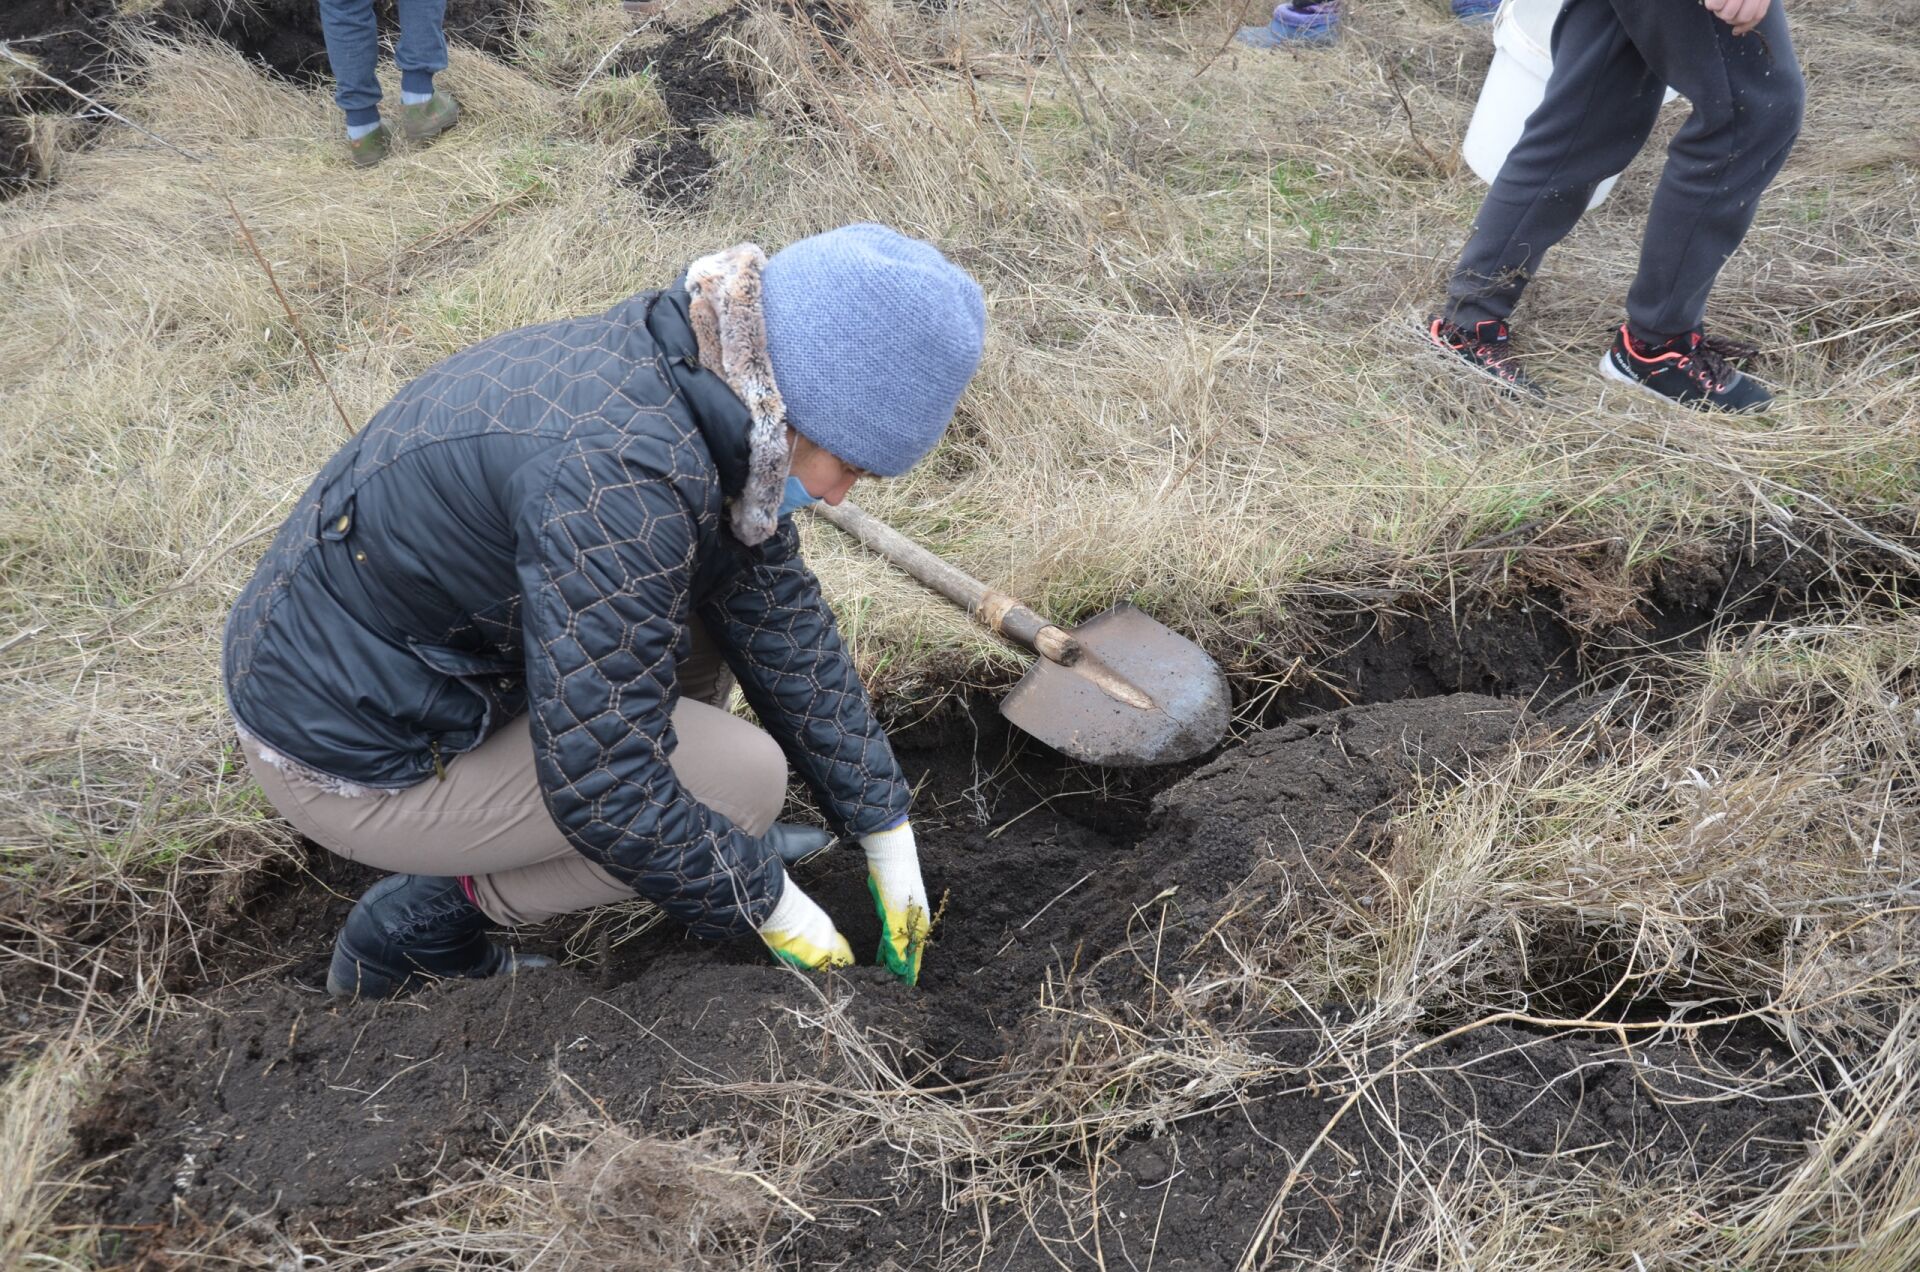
left=407, top=640, right=524, bottom=750
left=408, top=641, right=518, bottom=680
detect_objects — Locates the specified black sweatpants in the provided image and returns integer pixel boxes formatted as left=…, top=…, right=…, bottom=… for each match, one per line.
left=1446, top=0, right=1804, bottom=342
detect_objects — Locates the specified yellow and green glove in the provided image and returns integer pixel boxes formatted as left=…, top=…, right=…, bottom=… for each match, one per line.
left=861, top=820, right=930, bottom=985
left=757, top=872, right=854, bottom=971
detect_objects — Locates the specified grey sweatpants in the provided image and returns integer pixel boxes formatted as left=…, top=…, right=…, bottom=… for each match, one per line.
left=242, top=621, right=788, bottom=927
left=1446, top=0, right=1804, bottom=342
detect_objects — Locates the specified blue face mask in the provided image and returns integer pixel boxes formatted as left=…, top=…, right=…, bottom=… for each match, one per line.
left=778, top=475, right=820, bottom=519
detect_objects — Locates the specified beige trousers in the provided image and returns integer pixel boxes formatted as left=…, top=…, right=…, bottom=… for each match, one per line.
left=241, top=624, right=788, bottom=926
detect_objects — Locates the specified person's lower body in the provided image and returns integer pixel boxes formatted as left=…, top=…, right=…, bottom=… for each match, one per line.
left=316, top=0, right=456, bottom=166
left=243, top=622, right=788, bottom=995
left=1431, top=0, right=1803, bottom=409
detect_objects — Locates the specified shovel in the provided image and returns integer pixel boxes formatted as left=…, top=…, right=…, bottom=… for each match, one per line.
left=814, top=501, right=1230, bottom=767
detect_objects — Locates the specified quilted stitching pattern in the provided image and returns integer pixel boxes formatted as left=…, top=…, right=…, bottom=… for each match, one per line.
left=223, top=291, right=910, bottom=938
left=701, top=520, right=911, bottom=838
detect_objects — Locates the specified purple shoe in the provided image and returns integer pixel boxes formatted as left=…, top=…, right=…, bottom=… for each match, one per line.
left=1237, top=0, right=1340, bottom=48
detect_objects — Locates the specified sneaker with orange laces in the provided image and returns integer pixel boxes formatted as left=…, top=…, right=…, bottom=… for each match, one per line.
left=1425, top=315, right=1545, bottom=401
left=1601, top=324, right=1774, bottom=413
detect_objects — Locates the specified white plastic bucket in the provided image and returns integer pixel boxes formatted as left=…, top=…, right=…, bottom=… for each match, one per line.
left=1461, top=0, right=1678, bottom=211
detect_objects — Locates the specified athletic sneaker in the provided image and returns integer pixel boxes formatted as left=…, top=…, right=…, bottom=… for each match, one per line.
left=1601, top=324, right=1774, bottom=413
left=1425, top=315, right=1545, bottom=400
left=1238, top=0, right=1340, bottom=46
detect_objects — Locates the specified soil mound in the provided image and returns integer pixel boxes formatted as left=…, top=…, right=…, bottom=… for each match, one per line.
left=617, top=7, right=758, bottom=208
left=625, top=132, right=722, bottom=206
left=77, top=692, right=1819, bottom=1263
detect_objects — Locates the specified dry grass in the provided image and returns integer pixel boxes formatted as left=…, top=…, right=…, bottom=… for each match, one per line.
left=1, top=0, right=1917, bottom=1263
left=0, top=1030, right=108, bottom=1267
left=309, top=1114, right=788, bottom=1270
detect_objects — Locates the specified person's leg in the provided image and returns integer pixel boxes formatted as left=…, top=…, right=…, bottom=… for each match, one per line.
left=244, top=702, right=789, bottom=926
left=315, top=0, right=384, bottom=132
left=244, top=720, right=561, bottom=997
left=393, top=0, right=462, bottom=143
left=1610, top=1, right=1804, bottom=342
left=242, top=713, right=571, bottom=878
left=1444, top=0, right=1670, bottom=328
left=393, top=0, right=450, bottom=103
left=468, top=700, right=788, bottom=925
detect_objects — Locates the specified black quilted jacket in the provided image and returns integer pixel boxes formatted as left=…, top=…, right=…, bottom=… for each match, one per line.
left=223, top=286, right=912, bottom=938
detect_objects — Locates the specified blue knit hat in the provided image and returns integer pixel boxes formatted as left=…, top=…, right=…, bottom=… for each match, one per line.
left=762, top=224, right=987, bottom=478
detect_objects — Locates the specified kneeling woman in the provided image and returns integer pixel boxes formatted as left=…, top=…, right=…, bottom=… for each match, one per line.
left=223, top=224, right=986, bottom=997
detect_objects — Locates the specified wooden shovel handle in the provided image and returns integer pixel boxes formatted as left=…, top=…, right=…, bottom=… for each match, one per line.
left=814, top=501, right=1082, bottom=666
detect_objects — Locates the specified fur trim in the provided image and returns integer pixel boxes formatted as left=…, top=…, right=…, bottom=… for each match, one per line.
left=685, top=244, right=790, bottom=546
left=236, top=722, right=393, bottom=798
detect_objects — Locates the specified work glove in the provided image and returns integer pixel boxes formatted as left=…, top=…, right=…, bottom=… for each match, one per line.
left=757, top=873, right=854, bottom=971
left=766, top=822, right=834, bottom=867
left=862, top=820, right=931, bottom=985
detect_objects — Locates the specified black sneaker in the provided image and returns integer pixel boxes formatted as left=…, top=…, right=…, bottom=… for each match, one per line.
left=1425, top=315, right=1545, bottom=400
left=1601, top=324, right=1774, bottom=413
left=327, top=874, right=553, bottom=1000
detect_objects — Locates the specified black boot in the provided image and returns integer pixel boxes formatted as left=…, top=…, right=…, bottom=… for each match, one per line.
left=327, top=874, right=553, bottom=1001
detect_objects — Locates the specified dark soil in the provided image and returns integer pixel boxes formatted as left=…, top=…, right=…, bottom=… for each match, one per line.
left=1, top=0, right=118, bottom=194
left=44, top=535, right=1868, bottom=1265
left=638, top=8, right=757, bottom=127
left=1256, top=527, right=1844, bottom=722
left=0, top=117, right=37, bottom=196
left=74, top=687, right=1818, bottom=1265
left=615, top=7, right=758, bottom=208
left=623, top=132, right=722, bottom=206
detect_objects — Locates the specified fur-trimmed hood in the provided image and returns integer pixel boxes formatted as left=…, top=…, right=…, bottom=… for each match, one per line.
left=685, top=243, right=789, bottom=547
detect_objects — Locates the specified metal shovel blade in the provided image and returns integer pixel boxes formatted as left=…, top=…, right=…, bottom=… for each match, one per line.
left=999, top=602, right=1230, bottom=766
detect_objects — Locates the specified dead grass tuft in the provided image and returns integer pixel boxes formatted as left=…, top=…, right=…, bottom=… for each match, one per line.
left=294, top=1106, right=788, bottom=1271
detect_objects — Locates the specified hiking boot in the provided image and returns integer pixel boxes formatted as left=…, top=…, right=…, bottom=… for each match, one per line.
left=1601, top=324, right=1774, bottom=413
left=400, top=90, right=461, bottom=144
left=327, top=873, right=553, bottom=1000
left=346, top=122, right=392, bottom=168
left=1425, top=315, right=1545, bottom=401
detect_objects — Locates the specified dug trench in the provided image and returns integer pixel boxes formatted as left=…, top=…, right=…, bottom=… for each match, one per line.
left=64, top=533, right=1863, bottom=1266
